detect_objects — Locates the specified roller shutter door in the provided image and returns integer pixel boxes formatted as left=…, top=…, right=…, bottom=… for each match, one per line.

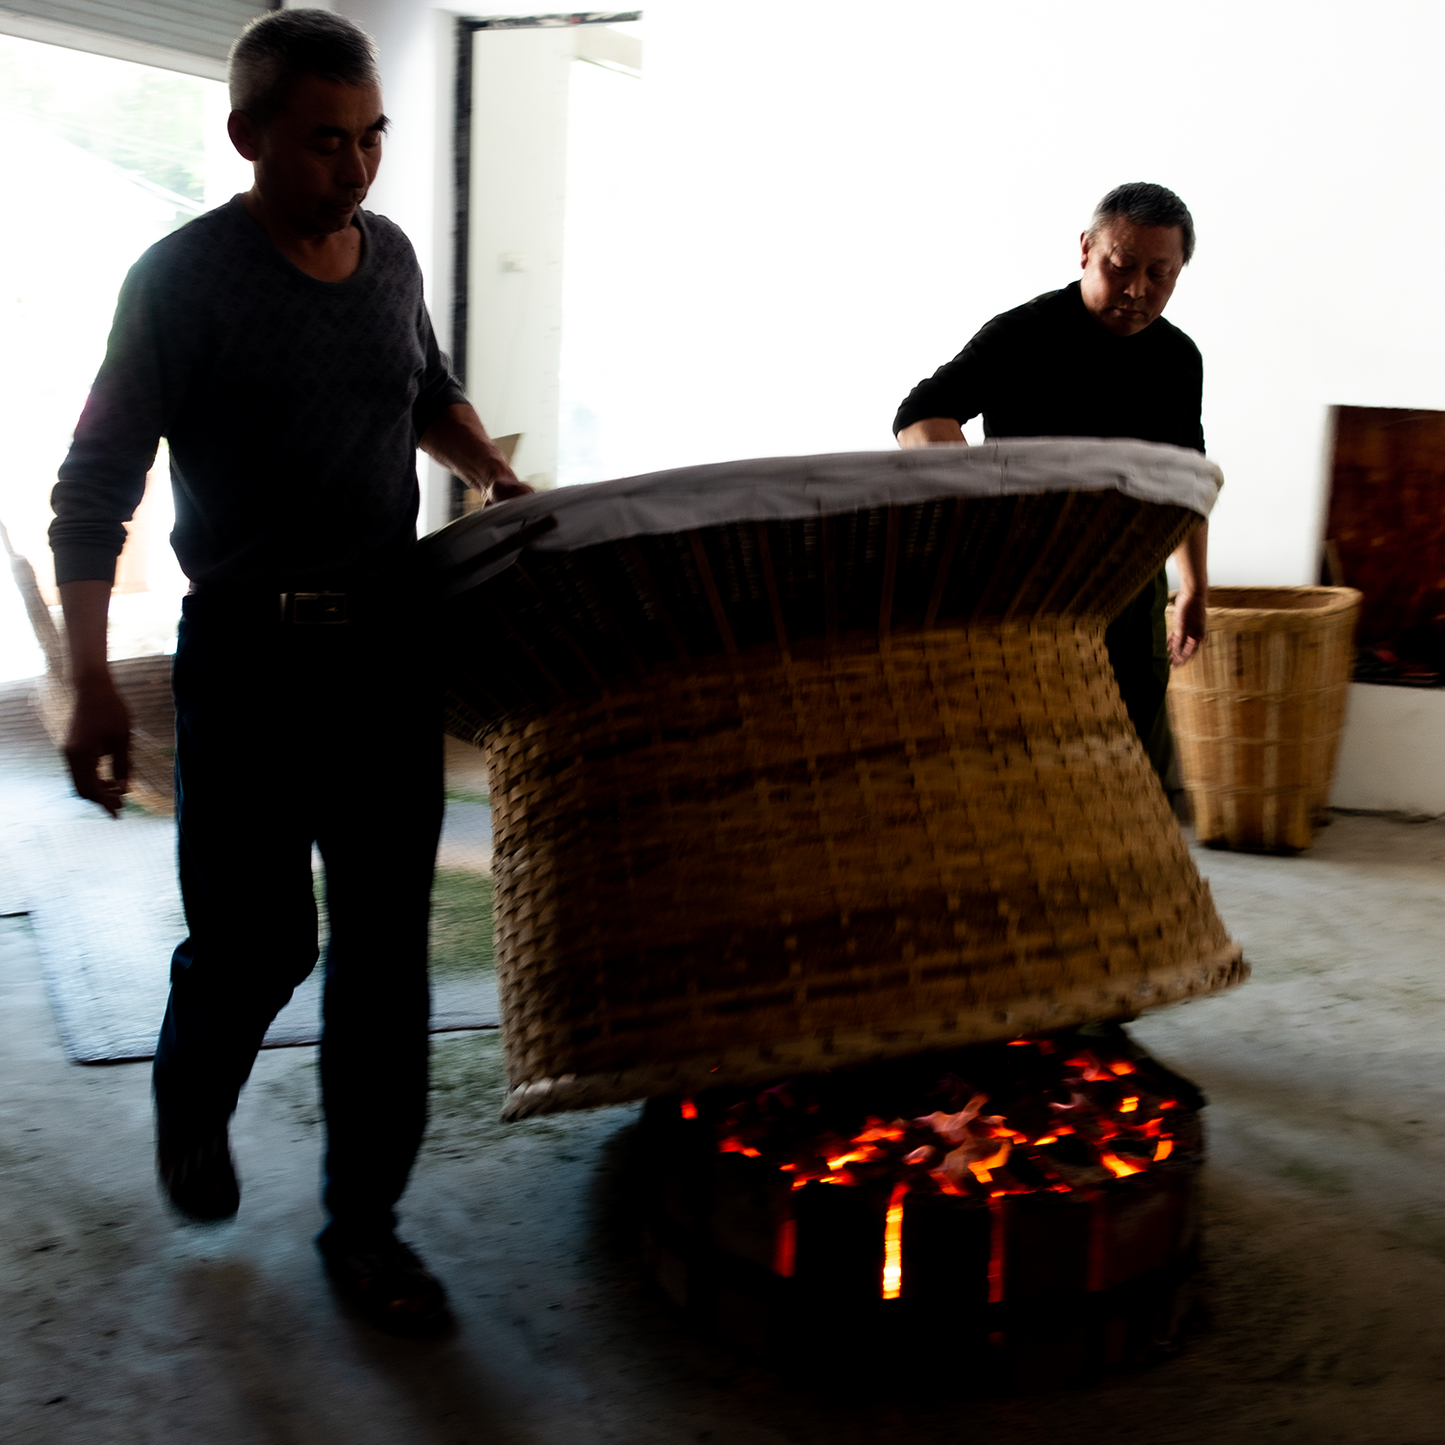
left=0, top=0, right=275, bottom=71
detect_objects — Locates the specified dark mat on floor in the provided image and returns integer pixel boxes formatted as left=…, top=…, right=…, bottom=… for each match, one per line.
left=3, top=776, right=500, bottom=1063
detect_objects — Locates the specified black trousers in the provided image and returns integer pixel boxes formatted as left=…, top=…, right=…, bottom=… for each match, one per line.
left=152, top=591, right=443, bottom=1241
left=1104, top=567, right=1174, bottom=787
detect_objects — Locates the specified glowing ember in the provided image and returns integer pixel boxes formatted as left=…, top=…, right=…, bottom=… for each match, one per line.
left=693, top=1034, right=1183, bottom=1264
left=1098, top=1150, right=1146, bottom=1179
left=881, top=1183, right=908, bottom=1299
left=853, top=1120, right=906, bottom=1143
left=826, top=1147, right=880, bottom=1170
left=773, top=1215, right=797, bottom=1278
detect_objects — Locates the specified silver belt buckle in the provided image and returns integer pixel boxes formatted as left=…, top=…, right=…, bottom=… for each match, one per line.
left=282, top=591, right=348, bottom=625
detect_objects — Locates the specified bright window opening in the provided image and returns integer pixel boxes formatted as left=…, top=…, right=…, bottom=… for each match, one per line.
left=557, top=52, right=645, bottom=487
left=0, top=33, right=250, bottom=682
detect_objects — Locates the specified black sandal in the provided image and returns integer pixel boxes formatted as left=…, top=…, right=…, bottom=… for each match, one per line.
left=317, top=1225, right=452, bottom=1338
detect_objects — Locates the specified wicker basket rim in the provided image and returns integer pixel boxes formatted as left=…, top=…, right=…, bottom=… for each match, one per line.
left=498, top=942, right=1249, bottom=1120
left=1169, top=585, right=1361, bottom=621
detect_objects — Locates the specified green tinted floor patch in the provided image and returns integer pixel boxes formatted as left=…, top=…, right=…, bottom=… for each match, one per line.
left=429, top=867, right=496, bottom=978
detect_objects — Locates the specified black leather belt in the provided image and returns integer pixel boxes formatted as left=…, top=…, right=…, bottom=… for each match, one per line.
left=185, top=583, right=422, bottom=627
left=280, top=591, right=349, bottom=625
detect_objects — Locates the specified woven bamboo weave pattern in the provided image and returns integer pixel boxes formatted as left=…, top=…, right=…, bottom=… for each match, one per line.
left=1167, top=586, right=1361, bottom=853
left=486, top=628, right=1243, bottom=1118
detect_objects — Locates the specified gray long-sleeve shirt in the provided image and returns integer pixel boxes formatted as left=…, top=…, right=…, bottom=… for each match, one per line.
left=50, top=196, right=466, bottom=590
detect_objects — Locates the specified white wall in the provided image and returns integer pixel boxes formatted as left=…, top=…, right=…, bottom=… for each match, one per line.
left=558, top=56, right=646, bottom=487
left=331, top=2, right=645, bottom=511
left=619, top=0, right=1445, bottom=592
left=335, top=0, right=447, bottom=293
left=333, top=0, right=456, bottom=531
left=465, top=25, right=576, bottom=490
left=1332, top=686, right=1445, bottom=817
left=331, top=1, right=594, bottom=525
left=333, top=0, right=1445, bottom=586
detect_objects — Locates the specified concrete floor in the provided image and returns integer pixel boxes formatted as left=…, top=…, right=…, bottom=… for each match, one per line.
left=3, top=740, right=1445, bottom=1443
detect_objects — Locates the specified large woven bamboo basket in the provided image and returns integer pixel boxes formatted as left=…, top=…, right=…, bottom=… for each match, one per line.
left=423, top=442, right=1247, bottom=1119
left=1167, top=586, right=1361, bottom=853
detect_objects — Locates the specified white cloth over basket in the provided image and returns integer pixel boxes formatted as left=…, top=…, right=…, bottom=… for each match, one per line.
left=421, top=439, right=1223, bottom=590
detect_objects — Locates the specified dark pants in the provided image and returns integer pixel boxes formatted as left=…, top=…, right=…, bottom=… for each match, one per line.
left=152, top=590, right=444, bottom=1241
left=1104, top=567, right=1174, bottom=787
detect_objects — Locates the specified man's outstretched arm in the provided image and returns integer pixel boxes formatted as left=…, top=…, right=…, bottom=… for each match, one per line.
left=896, top=418, right=968, bottom=448
left=58, top=579, right=130, bottom=818
left=1168, top=522, right=1208, bottom=667
left=419, top=402, right=534, bottom=505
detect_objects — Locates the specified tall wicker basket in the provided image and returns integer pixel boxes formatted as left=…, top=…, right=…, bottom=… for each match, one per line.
left=1167, top=586, right=1361, bottom=853
left=425, top=444, right=1247, bottom=1119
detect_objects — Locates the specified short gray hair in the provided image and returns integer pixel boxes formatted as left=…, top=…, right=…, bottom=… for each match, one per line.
left=1089, top=182, right=1195, bottom=265
left=228, top=9, right=380, bottom=127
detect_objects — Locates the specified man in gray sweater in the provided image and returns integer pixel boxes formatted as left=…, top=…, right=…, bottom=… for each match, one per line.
left=49, top=10, right=525, bottom=1335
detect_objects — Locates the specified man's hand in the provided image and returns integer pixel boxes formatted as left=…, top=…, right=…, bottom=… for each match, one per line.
left=58, top=578, right=130, bottom=816
left=896, top=418, right=968, bottom=449
left=1168, top=588, right=1206, bottom=668
left=486, top=474, right=533, bottom=504
left=1168, top=521, right=1209, bottom=668
left=420, top=402, right=535, bottom=507
left=65, top=676, right=131, bottom=817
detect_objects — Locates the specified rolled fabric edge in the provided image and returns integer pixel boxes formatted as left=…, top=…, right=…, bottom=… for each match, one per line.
left=425, top=438, right=1224, bottom=583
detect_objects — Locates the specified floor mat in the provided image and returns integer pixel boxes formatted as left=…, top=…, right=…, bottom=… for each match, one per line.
left=5, top=796, right=500, bottom=1065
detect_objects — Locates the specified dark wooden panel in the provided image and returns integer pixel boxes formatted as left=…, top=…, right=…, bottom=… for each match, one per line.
left=1326, top=405, right=1445, bottom=649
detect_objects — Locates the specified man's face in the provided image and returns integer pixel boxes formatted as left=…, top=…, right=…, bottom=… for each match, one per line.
left=231, top=75, right=386, bottom=236
left=1079, top=217, right=1186, bottom=337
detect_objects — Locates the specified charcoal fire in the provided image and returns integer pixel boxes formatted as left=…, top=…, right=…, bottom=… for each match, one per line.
left=637, top=1028, right=1205, bottom=1382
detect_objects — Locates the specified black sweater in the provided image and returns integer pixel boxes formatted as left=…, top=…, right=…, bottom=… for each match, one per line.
left=893, top=281, right=1204, bottom=452
left=50, top=197, right=465, bottom=590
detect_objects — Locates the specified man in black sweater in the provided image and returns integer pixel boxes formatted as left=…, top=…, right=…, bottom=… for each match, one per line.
left=893, top=182, right=1209, bottom=785
left=49, top=11, right=526, bottom=1335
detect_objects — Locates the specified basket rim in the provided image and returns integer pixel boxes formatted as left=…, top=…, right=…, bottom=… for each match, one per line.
left=498, top=942, right=1249, bottom=1120
left=1170, top=584, right=1362, bottom=621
